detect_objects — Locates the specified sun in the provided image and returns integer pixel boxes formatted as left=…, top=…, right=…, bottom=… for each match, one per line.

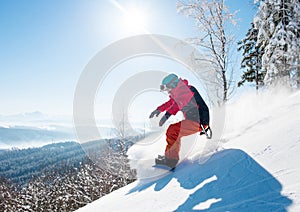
left=110, top=0, right=149, bottom=34
left=123, top=7, right=148, bottom=33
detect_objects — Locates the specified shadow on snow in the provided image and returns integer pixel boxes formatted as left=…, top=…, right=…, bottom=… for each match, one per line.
left=128, top=149, right=292, bottom=211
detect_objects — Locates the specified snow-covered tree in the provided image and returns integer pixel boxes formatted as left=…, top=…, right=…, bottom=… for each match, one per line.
left=254, top=0, right=300, bottom=87
left=107, top=111, right=136, bottom=184
left=0, top=178, right=18, bottom=211
left=0, top=148, right=136, bottom=211
left=98, top=138, right=135, bottom=189
left=177, top=0, right=238, bottom=103
left=238, top=22, right=266, bottom=90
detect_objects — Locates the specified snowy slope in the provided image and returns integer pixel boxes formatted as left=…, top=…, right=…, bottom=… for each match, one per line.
left=77, top=88, right=300, bottom=212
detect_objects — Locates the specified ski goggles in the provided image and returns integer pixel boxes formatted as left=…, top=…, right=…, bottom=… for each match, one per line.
left=160, top=84, right=168, bottom=91
left=160, top=84, right=173, bottom=91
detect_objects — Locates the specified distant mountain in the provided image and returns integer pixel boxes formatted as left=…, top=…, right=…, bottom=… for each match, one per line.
left=0, top=111, right=46, bottom=122
left=0, top=125, right=75, bottom=149
left=0, top=111, right=147, bottom=149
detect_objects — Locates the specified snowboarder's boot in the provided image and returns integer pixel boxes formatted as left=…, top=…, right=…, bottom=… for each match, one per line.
left=155, top=156, right=178, bottom=169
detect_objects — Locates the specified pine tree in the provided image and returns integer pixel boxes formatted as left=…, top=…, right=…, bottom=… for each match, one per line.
left=238, top=23, right=266, bottom=90
left=254, top=0, right=300, bottom=87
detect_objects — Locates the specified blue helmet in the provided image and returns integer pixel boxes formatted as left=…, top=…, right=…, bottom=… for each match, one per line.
left=161, top=73, right=179, bottom=89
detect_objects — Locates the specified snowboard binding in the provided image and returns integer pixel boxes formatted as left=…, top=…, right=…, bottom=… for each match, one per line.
left=200, top=125, right=212, bottom=139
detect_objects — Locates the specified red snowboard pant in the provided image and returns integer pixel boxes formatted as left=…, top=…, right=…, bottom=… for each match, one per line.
left=165, top=120, right=203, bottom=160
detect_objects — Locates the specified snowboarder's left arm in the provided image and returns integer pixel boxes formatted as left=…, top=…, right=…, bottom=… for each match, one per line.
left=157, top=97, right=174, bottom=112
left=157, top=97, right=179, bottom=116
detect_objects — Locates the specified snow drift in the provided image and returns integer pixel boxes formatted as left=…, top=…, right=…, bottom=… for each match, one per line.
left=77, top=88, right=300, bottom=211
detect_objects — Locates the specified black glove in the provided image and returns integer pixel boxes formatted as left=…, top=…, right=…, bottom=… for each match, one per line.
left=149, top=109, right=161, bottom=118
left=159, top=112, right=171, bottom=126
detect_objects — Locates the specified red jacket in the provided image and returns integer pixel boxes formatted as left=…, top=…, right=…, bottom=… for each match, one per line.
left=157, top=79, right=194, bottom=115
left=157, top=78, right=210, bottom=124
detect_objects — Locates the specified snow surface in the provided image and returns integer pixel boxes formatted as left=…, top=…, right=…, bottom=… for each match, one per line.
left=77, top=88, right=300, bottom=212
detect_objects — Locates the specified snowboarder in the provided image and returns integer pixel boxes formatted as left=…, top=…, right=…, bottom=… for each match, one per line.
left=149, top=73, right=210, bottom=168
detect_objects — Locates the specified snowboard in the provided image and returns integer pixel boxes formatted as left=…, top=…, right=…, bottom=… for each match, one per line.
left=153, top=163, right=176, bottom=171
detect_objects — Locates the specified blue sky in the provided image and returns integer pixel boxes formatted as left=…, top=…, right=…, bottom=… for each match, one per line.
left=0, top=0, right=257, bottom=117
